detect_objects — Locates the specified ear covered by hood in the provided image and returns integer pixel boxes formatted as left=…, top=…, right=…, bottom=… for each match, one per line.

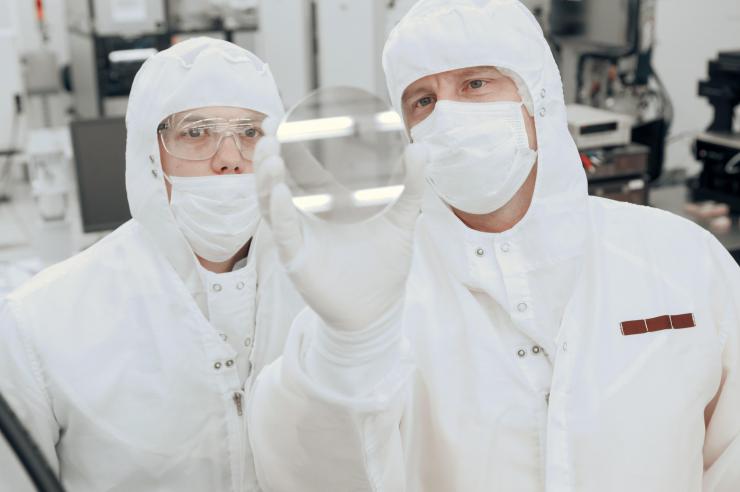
left=382, top=0, right=587, bottom=209
left=124, top=37, right=285, bottom=310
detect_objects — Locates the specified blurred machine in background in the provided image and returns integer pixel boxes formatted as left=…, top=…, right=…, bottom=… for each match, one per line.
left=544, top=0, right=739, bottom=261
left=581, top=144, right=651, bottom=205
left=567, top=104, right=634, bottom=150
left=65, top=0, right=260, bottom=118
left=565, top=104, right=650, bottom=204
left=691, top=51, right=740, bottom=212
left=550, top=0, right=672, bottom=189
left=23, top=47, right=63, bottom=127
left=0, top=18, right=24, bottom=203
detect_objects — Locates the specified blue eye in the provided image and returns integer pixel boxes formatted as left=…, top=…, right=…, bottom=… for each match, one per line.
left=469, top=80, right=486, bottom=89
left=417, top=96, right=434, bottom=108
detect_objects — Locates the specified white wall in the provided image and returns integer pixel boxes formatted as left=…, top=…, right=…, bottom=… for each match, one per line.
left=315, top=0, right=389, bottom=97
left=257, top=0, right=313, bottom=108
left=652, top=0, right=740, bottom=173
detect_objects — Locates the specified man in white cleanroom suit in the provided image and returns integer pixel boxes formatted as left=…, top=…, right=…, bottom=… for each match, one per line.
left=0, top=38, right=303, bottom=491
left=249, top=1, right=740, bottom=490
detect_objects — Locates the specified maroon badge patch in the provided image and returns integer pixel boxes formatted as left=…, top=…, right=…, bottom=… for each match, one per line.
left=620, top=313, right=695, bottom=336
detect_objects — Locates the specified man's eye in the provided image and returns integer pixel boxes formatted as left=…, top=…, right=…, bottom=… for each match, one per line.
left=186, top=127, right=205, bottom=138
left=468, top=80, right=486, bottom=89
left=416, top=96, right=434, bottom=108
left=243, top=127, right=258, bottom=138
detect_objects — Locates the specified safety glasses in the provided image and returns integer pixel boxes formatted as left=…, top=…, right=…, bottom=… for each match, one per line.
left=157, top=107, right=266, bottom=161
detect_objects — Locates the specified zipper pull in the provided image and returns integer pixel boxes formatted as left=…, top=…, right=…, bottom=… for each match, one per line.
left=233, top=392, right=243, bottom=416
left=545, top=392, right=550, bottom=405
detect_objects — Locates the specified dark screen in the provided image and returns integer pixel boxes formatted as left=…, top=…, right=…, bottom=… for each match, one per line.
left=549, top=0, right=638, bottom=53
left=580, top=122, right=618, bottom=135
left=70, top=117, right=131, bottom=232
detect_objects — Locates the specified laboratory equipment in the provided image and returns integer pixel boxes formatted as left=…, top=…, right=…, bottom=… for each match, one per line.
left=566, top=102, right=651, bottom=206
left=550, top=0, right=671, bottom=181
left=27, top=128, right=71, bottom=222
left=0, top=25, right=24, bottom=200
left=698, top=50, right=740, bottom=134
left=582, top=144, right=650, bottom=205
left=23, top=48, right=62, bottom=127
left=65, top=0, right=170, bottom=118
left=69, top=117, right=131, bottom=232
left=277, top=86, right=406, bottom=224
left=65, top=0, right=259, bottom=118
left=549, top=0, right=639, bottom=53
left=567, top=104, right=633, bottom=150
left=690, top=51, right=740, bottom=212
left=692, top=132, right=740, bottom=212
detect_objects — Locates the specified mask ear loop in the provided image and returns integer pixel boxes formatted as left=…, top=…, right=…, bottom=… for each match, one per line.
left=497, top=66, right=534, bottom=117
left=150, top=132, right=180, bottom=202
left=516, top=101, right=537, bottom=152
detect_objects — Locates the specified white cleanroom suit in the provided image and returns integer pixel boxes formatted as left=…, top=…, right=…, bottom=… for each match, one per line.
left=0, top=38, right=303, bottom=492
left=249, top=1, right=740, bottom=491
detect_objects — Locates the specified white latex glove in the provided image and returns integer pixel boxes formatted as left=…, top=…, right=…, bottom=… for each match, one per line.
left=254, top=129, right=427, bottom=334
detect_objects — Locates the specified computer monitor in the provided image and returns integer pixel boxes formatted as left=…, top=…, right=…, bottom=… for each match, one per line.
left=70, top=117, right=131, bottom=232
left=550, top=0, right=639, bottom=54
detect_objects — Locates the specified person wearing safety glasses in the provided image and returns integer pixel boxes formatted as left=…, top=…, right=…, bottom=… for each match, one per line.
left=0, top=38, right=303, bottom=491
left=250, top=1, right=740, bottom=491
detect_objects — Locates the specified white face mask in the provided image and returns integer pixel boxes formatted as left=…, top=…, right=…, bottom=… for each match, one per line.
left=166, top=173, right=260, bottom=263
left=410, top=100, right=538, bottom=215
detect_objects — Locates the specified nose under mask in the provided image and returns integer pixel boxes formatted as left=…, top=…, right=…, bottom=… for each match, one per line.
left=410, top=100, right=538, bottom=215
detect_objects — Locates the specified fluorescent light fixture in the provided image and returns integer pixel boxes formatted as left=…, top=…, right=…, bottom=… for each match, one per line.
left=277, top=116, right=354, bottom=143
left=352, top=185, right=404, bottom=207
left=292, top=193, right=333, bottom=213
left=277, top=110, right=404, bottom=143
left=109, top=48, right=158, bottom=64
left=374, top=111, right=404, bottom=132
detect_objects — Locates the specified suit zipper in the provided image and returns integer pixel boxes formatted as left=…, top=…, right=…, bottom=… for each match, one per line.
left=233, top=391, right=243, bottom=416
